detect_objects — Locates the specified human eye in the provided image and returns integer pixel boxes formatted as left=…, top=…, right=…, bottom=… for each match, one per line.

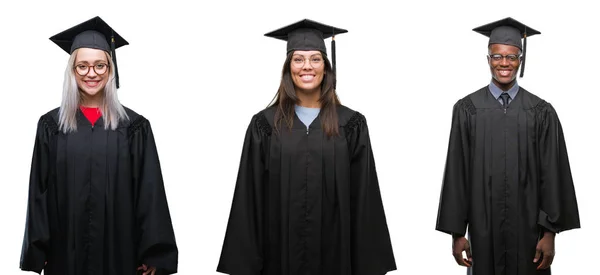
left=292, top=56, right=304, bottom=63
left=490, top=54, right=502, bottom=61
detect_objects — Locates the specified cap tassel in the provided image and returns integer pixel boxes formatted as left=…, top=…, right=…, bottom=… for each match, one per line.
left=111, top=32, right=120, bottom=88
left=332, top=35, right=337, bottom=74
left=520, top=32, right=527, bottom=78
left=331, top=35, right=337, bottom=88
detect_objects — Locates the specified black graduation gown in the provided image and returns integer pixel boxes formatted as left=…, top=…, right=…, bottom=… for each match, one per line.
left=435, top=87, right=580, bottom=275
left=217, top=105, right=396, bottom=275
left=20, top=107, right=178, bottom=275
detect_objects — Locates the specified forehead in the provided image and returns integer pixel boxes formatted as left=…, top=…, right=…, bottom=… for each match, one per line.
left=292, top=50, right=323, bottom=56
left=489, top=43, right=520, bottom=54
left=75, top=48, right=109, bottom=62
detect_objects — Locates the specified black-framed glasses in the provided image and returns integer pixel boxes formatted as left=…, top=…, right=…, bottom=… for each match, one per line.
left=291, top=54, right=324, bottom=68
left=488, top=54, right=521, bottom=62
left=74, top=62, right=110, bottom=76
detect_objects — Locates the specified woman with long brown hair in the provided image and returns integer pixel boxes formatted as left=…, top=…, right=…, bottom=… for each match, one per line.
left=217, top=19, right=396, bottom=275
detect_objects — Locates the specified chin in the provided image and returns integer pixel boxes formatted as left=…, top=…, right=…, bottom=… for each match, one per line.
left=79, top=87, right=104, bottom=97
left=302, top=84, right=319, bottom=91
left=86, top=91, right=101, bottom=97
left=494, top=76, right=516, bottom=85
left=296, top=81, right=320, bottom=91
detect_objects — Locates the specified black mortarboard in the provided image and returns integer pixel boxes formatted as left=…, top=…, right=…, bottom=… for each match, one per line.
left=473, top=17, right=540, bottom=77
left=50, top=16, right=128, bottom=88
left=264, top=19, right=348, bottom=76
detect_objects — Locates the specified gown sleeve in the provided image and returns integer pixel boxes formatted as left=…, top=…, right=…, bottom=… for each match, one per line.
left=129, top=116, right=178, bottom=274
left=20, top=115, right=55, bottom=273
left=537, top=102, right=580, bottom=233
left=217, top=113, right=269, bottom=275
left=346, top=112, right=397, bottom=275
left=435, top=99, right=472, bottom=236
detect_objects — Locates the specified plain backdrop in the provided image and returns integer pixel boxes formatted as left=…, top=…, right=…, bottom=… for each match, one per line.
left=0, top=0, right=597, bottom=274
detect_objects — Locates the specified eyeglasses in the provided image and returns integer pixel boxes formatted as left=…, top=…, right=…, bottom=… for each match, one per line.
left=74, top=62, right=110, bottom=76
left=488, top=54, right=521, bottom=62
left=291, top=54, right=324, bottom=68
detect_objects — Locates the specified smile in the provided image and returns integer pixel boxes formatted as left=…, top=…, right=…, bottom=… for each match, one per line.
left=300, top=75, right=315, bottom=81
left=84, top=80, right=101, bottom=87
left=497, top=69, right=512, bottom=77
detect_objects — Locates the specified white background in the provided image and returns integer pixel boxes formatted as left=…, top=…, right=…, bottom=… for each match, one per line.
left=0, top=0, right=597, bottom=274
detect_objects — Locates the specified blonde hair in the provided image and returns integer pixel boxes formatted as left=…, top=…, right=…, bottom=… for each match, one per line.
left=58, top=49, right=128, bottom=133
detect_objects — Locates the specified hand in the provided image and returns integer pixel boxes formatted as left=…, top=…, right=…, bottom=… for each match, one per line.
left=137, top=264, right=157, bottom=275
left=534, top=232, right=555, bottom=270
left=452, top=235, right=472, bottom=267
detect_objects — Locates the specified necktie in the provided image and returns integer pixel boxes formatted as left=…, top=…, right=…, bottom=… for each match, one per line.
left=500, top=93, right=510, bottom=108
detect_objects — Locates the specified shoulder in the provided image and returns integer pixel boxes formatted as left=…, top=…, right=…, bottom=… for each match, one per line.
left=41, top=107, right=60, bottom=121
left=461, top=86, right=487, bottom=104
left=453, top=88, right=484, bottom=115
left=121, top=106, right=150, bottom=137
left=122, top=105, right=148, bottom=127
left=254, top=105, right=276, bottom=120
left=37, top=107, right=60, bottom=134
left=337, top=105, right=367, bottom=135
left=336, top=105, right=361, bottom=126
left=122, top=106, right=146, bottom=125
left=249, top=106, right=276, bottom=135
left=516, top=87, right=548, bottom=110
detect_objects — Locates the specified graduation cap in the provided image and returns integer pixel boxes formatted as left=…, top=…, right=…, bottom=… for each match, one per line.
left=264, top=19, right=348, bottom=76
left=50, top=16, right=128, bottom=88
left=473, top=17, right=540, bottom=77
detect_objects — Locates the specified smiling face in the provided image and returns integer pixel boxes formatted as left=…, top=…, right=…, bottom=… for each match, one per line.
left=488, top=43, right=521, bottom=90
left=290, top=50, right=325, bottom=94
left=74, top=48, right=110, bottom=99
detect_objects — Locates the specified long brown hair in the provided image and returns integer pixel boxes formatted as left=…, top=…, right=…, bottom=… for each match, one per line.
left=269, top=51, right=340, bottom=137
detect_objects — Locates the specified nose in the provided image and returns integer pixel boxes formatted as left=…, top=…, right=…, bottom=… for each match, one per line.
left=301, top=58, right=313, bottom=70
left=500, top=56, right=510, bottom=66
left=86, top=67, right=98, bottom=77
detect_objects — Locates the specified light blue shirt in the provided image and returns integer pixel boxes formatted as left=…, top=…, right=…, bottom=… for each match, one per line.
left=295, top=105, right=320, bottom=129
left=489, top=81, right=519, bottom=106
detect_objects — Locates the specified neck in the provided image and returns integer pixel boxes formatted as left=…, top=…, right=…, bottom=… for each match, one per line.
left=80, top=91, right=103, bottom=108
left=492, top=79, right=516, bottom=92
left=296, top=88, right=321, bottom=108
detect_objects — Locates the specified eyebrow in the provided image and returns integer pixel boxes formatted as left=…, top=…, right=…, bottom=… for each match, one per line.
left=75, top=60, right=109, bottom=64
left=292, top=54, right=323, bottom=58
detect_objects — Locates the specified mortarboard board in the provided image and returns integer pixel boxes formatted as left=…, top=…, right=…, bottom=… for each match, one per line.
left=50, top=16, right=128, bottom=88
left=473, top=17, right=540, bottom=77
left=264, top=19, right=347, bottom=76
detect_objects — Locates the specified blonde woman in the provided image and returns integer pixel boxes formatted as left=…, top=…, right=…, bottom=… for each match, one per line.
left=19, top=17, right=177, bottom=275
